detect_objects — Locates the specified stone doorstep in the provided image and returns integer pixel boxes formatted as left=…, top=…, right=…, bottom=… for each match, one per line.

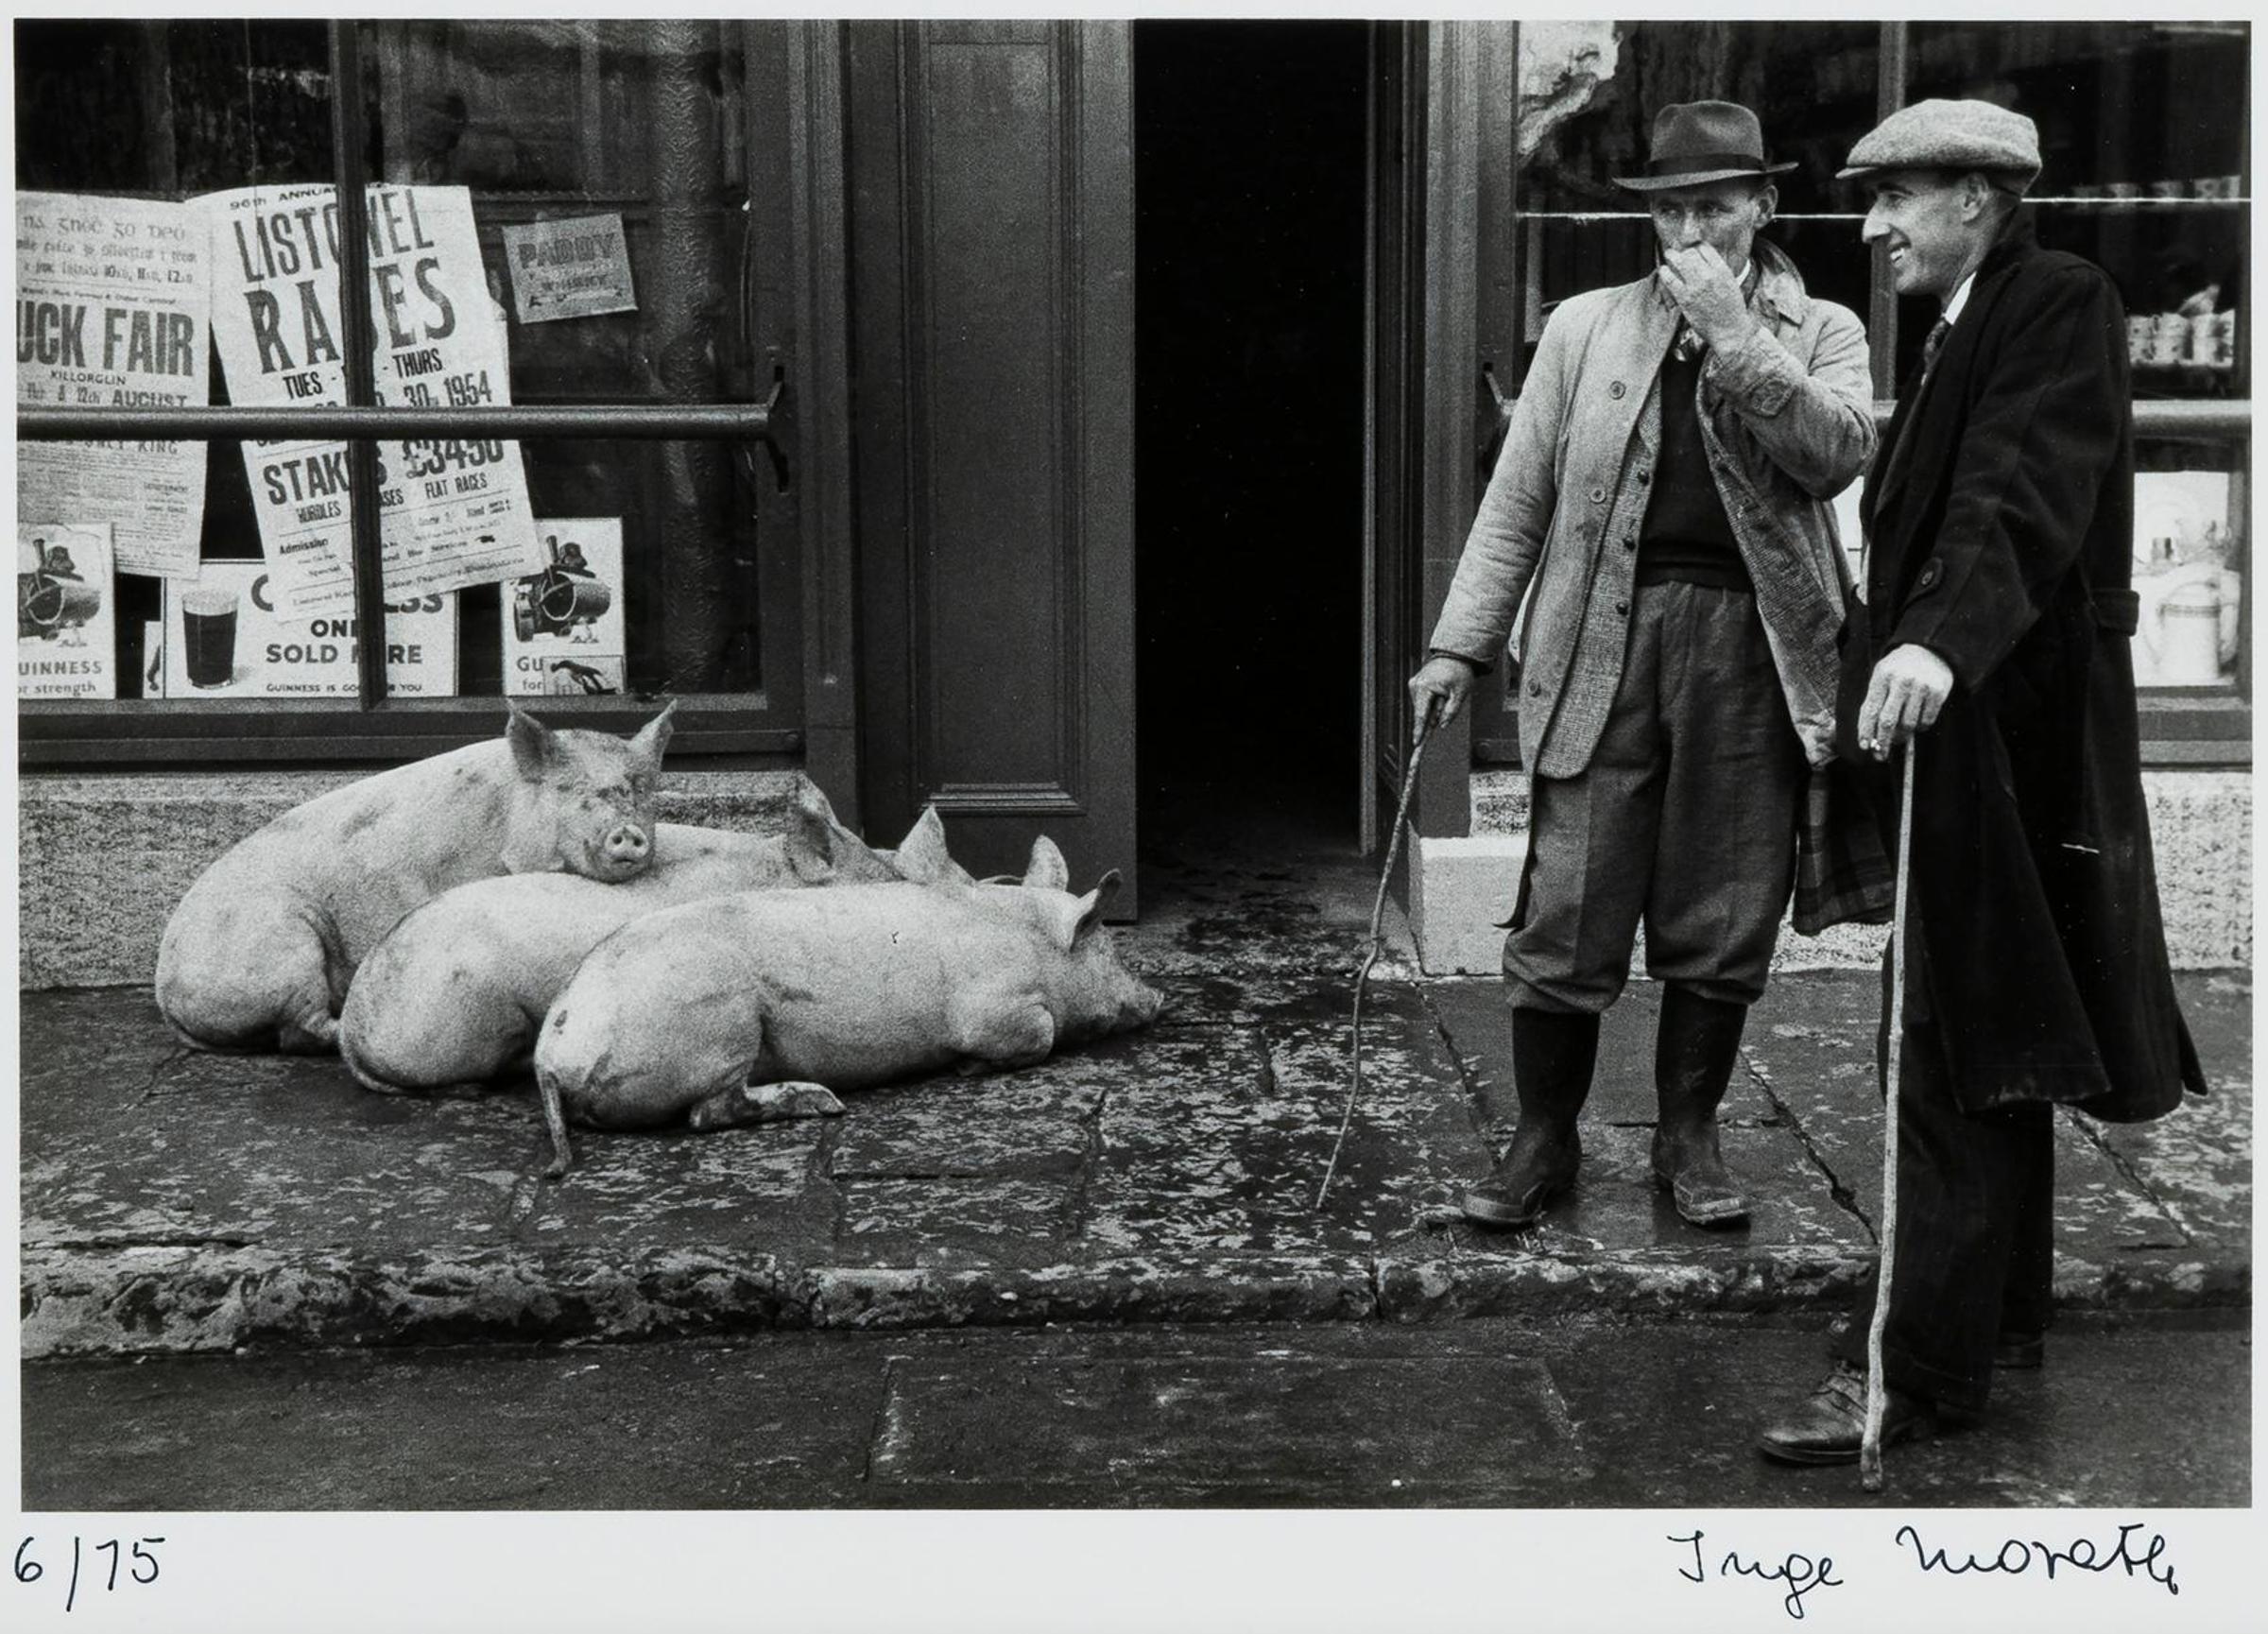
left=1409, top=834, right=1524, bottom=977
left=20, top=1241, right=2248, bottom=1359
left=1448, top=767, right=2253, bottom=973
left=1407, top=834, right=1896, bottom=977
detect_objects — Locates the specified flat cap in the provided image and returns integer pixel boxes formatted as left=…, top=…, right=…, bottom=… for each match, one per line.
left=1838, top=98, right=2042, bottom=190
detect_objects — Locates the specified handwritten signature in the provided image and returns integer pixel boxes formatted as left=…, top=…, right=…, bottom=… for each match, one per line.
left=1668, top=1530, right=1844, bottom=1621
left=1895, top=1522, right=2179, bottom=1597
left=1668, top=1522, right=2181, bottom=1619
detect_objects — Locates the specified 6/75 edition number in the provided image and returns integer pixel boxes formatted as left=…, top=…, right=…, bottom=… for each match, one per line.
left=15, top=1535, right=164, bottom=1612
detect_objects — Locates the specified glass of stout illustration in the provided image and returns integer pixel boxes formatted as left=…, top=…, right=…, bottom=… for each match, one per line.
left=180, top=585, right=239, bottom=689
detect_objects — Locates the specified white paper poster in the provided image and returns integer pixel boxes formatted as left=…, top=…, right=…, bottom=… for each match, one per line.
left=198, top=182, right=546, bottom=616
left=161, top=559, right=458, bottom=699
left=15, top=193, right=211, bottom=579
left=16, top=523, right=118, bottom=699
left=501, top=215, right=638, bottom=323
left=504, top=518, right=627, bottom=697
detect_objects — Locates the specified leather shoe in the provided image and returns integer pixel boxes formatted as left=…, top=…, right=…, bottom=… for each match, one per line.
left=1756, top=1364, right=1937, bottom=1466
left=1462, top=1127, right=1580, bottom=1227
left=1650, top=1128, right=1750, bottom=1227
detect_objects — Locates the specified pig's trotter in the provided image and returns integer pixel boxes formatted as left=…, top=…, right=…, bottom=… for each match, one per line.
left=538, top=1070, right=576, bottom=1179
left=277, top=1007, right=339, bottom=1055
left=687, top=1079, right=847, bottom=1132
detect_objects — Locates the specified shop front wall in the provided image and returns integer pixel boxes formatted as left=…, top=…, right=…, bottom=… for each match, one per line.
left=12, top=19, right=2253, bottom=979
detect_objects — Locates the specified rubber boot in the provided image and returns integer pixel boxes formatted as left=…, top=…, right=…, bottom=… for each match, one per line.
left=1651, top=984, right=1750, bottom=1227
left=1462, top=1007, right=1600, bottom=1228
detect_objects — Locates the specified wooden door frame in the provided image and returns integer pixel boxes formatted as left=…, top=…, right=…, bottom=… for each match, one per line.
left=1367, top=20, right=1519, bottom=851
left=1362, top=22, right=1418, bottom=857
left=759, top=20, right=863, bottom=827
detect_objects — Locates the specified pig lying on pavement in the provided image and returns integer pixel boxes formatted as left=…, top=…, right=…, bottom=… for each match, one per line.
left=533, top=834, right=1163, bottom=1176
left=337, top=791, right=929, bottom=1096
left=156, top=699, right=675, bottom=1055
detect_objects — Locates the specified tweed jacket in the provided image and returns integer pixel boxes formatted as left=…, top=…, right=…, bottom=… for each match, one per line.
left=1430, top=239, right=1876, bottom=775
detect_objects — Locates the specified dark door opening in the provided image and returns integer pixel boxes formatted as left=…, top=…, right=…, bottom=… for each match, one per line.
left=1134, top=21, right=1371, bottom=860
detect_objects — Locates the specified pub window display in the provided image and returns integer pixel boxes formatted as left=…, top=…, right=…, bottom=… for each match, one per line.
left=14, top=18, right=766, bottom=719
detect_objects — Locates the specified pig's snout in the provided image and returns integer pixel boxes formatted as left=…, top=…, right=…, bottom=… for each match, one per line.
left=598, top=822, right=651, bottom=875
left=1122, top=982, right=1166, bottom=1030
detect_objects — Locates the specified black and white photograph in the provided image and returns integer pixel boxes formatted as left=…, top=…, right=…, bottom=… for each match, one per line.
left=8, top=9, right=2259, bottom=1630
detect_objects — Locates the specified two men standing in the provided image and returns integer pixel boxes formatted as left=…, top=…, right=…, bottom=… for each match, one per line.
left=1415, top=97, right=2203, bottom=1467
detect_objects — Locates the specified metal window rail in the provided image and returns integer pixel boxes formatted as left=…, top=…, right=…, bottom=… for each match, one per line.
left=1481, top=397, right=2253, bottom=440
left=1879, top=400, right=2251, bottom=439
left=16, top=402, right=781, bottom=442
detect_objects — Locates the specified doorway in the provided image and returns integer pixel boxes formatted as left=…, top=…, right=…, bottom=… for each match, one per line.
left=1133, top=21, right=1372, bottom=863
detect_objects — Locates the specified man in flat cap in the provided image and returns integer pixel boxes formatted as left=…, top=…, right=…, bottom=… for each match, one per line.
left=1757, top=99, right=2206, bottom=1466
left=1409, top=101, right=1875, bottom=1231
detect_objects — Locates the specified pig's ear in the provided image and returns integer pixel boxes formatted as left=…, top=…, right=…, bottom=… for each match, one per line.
left=797, top=778, right=843, bottom=828
left=794, top=782, right=894, bottom=882
left=629, top=698, right=678, bottom=766
left=1081, top=870, right=1124, bottom=932
left=893, top=805, right=955, bottom=886
left=1055, top=870, right=1122, bottom=949
left=784, top=787, right=837, bottom=883
left=1022, top=835, right=1071, bottom=893
left=506, top=697, right=552, bottom=782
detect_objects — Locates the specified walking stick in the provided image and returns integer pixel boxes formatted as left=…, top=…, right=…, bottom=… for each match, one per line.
left=1315, top=699, right=1436, bottom=1211
left=1860, top=740, right=1918, bottom=1493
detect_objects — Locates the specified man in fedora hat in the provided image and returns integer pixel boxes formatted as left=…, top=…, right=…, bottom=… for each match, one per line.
left=1410, top=101, right=1876, bottom=1230
left=1756, top=100, right=2206, bottom=1466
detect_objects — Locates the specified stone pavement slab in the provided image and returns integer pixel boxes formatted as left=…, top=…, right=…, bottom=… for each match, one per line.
left=16, top=831, right=2249, bottom=1357
left=868, top=1352, right=1589, bottom=1494
left=2082, top=972, right=2253, bottom=1247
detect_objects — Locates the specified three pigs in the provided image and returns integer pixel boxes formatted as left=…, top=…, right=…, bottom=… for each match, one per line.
left=156, top=700, right=1162, bottom=1174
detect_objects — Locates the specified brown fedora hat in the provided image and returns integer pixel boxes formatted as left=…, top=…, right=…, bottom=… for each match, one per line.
left=1613, top=100, right=1796, bottom=192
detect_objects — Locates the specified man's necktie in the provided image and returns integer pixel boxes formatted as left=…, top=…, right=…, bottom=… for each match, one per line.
left=1920, top=316, right=1952, bottom=376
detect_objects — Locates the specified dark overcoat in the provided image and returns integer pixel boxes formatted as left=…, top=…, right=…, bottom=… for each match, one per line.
left=1835, top=215, right=2206, bottom=1121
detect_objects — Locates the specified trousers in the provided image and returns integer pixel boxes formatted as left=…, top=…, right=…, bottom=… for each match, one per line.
left=1831, top=932, right=2056, bottom=1411
left=1505, top=580, right=1806, bottom=1014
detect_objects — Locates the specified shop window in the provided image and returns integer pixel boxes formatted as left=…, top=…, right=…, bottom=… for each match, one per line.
left=1513, top=21, right=1883, bottom=369
left=16, top=20, right=793, bottom=764
left=1910, top=22, right=2250, bottom=721
left=1482, top=19, right=2251, bottom=765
